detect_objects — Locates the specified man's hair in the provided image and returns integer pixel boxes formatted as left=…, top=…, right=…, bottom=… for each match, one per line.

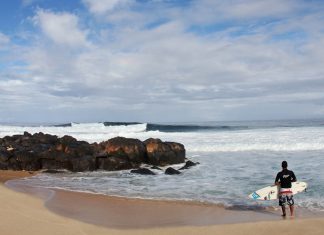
left=282, top=161, right=288, bottom=168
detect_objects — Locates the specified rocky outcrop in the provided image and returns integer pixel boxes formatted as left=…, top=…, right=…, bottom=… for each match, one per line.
left=99, top=137, right=147, bottom=164
left=0, top=132, right=186, bottom=172
left=130, top=168, right=156, bottom=175
left=151, top=166, right=162, bottom=171
left=144, top=138, right=185, bottom=166
left=165, top=167, right=181, bottom=175
left=179, top=160, right=200, bottom=170
left=96, top=154, right=133, bottom=171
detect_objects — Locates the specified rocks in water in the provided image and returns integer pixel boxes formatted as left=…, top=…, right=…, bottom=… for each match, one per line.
left=96, top=137, right=149, bottom=171
left=144, top=138, right=185, bottom=166
left=99, top=137, right=147, bottom=165
left=179, top=160, right=200, bottom=170
left=38, top=134, right=95, bottom=172
left=96, top=154, right=133, bottom=171
left=131, top=168, right=156, bottom=175
left=0, top=132, right=186, bottom=172
left=165, top=167, right=181, bottom=175
left=70, top=155, right=96, bottom=172
left=10, top=150, right=41, bottom=171
left=151, top=165, right=163, bottom=171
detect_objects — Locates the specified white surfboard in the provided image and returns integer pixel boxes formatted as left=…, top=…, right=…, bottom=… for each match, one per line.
left=249, top=182, right=307, bottom=201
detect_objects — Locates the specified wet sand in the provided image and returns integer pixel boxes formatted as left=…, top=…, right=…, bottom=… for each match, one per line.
left=0, top=170, right=37, bottom=183
left=46, top=189, right=284, bottom=228
left=1, top=170, right=324, bottom=235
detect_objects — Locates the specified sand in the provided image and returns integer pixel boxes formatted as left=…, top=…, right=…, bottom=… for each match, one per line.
left=1, top=170, right=324, bottom=235
left=0, top=170, right=37, bottom=183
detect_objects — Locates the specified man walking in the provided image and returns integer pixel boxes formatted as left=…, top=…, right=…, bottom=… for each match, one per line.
left=275, top=161, right=297, bottom=217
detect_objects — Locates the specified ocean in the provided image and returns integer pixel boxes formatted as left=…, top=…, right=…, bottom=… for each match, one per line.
left=1, top=119, right=324, bottom=212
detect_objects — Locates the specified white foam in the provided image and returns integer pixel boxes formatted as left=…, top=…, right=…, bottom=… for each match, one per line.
left=2, top=124, right=324, bottom=152
left=0, top=123, right=148, bottom=143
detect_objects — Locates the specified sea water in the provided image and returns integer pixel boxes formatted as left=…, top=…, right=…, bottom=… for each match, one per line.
left=1, top=120, right=324, bottom=212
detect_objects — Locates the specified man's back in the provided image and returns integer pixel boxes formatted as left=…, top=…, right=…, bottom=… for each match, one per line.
left=275, top=169, right=296, bottom=188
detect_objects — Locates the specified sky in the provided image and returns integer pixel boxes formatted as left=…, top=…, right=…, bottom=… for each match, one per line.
left=0, top=0, right=324, bottom=123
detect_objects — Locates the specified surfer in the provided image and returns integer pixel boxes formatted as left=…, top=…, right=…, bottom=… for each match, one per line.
left=275, top=161, right=297, bottom=217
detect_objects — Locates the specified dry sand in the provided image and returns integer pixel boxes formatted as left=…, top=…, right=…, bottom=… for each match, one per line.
left=1, top=170, right=324, bottom=235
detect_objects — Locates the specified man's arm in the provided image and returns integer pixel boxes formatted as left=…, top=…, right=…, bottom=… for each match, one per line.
left=291, top=171, right=297, bottom=182
left=274, top=173, right=281, bottom=186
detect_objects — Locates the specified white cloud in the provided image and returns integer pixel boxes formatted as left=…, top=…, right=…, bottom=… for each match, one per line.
left=33, top=10, right=89, bottom=47
left=82, top=0, right=131, bottom=15
left=2, top=0, right=324, bottom=122
left=0, top=32, right=10, bottom=45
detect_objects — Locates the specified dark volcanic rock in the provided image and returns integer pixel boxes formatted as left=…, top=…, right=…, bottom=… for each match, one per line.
left=70, top=155, right=96, bottom=172
left=178, top=160, right=200, bottom=170
left=0, top=132, right=186, bottom=172
left=11, top=150, right=41, bottom=171
left=32, top=132, right=59, bottom=145
left=100, top=137, right=146, bottom=164
left=39, top=157, right=73, bottom=171
left=151, top=166, right=163, bottom=171
left=144, top=138, right=185, bottom=166
left=165, top=167, right=181, bottom=175
left=96, top=154, right=133, bottom=171
left=38, top=134, right=96, bottom=172
left=0, top=148, right=12, bottom=170
left=131, top=168, right=156, bottom=175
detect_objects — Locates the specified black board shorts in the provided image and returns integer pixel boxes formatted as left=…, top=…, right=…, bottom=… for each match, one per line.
left=279, top=193, right=294, bottom=206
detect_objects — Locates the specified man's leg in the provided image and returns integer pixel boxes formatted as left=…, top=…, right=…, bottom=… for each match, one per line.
left=279, top=195, right=286, bottom=216
left=281, top=205, right=286, bottom=216
left=287, top=194, right=294, bottom=217
left=289, top=205, right=294, bottom=217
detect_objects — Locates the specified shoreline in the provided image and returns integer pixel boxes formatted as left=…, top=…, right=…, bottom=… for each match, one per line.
left=5, top=178, right=282, bottom=229
left=45, top=189, right=280, bottom=229
left=0, top=170, right=38, bottom=183
left=1, top=170, right=324, bottom=235
left=2, top=170, right=323, bottom=229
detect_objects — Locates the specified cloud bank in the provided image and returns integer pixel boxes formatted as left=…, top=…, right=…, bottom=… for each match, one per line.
left=0, top=0, right=324, bottom=123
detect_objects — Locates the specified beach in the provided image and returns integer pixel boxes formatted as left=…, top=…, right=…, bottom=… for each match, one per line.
left=0, top=170, right=324, bottom=235
left=2, top=0, right=324, bottom=233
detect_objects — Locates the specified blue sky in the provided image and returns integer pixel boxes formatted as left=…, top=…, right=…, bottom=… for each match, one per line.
left=0, top=0, right=324, bottom=123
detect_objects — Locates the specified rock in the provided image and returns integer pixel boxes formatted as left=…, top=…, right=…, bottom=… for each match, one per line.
left=32, top=132, right=58, bottom=144
left=95, top=154, right=133, bottom=171
left=70, top=155, right=96, bottom=172
left=12, top=150, right=41, bottom=171
left=100, top=137, right=146, bottom=164
left=39, top=157, right=73, bottom=171
left=144, top=138, right=185, bottom=166
left=0, top=149, right=11, bottom=170
left=23, top=131, right=32, bottom=137
left=179, top=160, right=200, bottom=170
left=151, top=166, right=163, bottom=170
left=165, top=167, right=181, bottom=175
left=0, top=148, right=12, bottom=161
left=131, top=168, right=156, bottom=175
left=0, top=133, right=186, bottom=172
